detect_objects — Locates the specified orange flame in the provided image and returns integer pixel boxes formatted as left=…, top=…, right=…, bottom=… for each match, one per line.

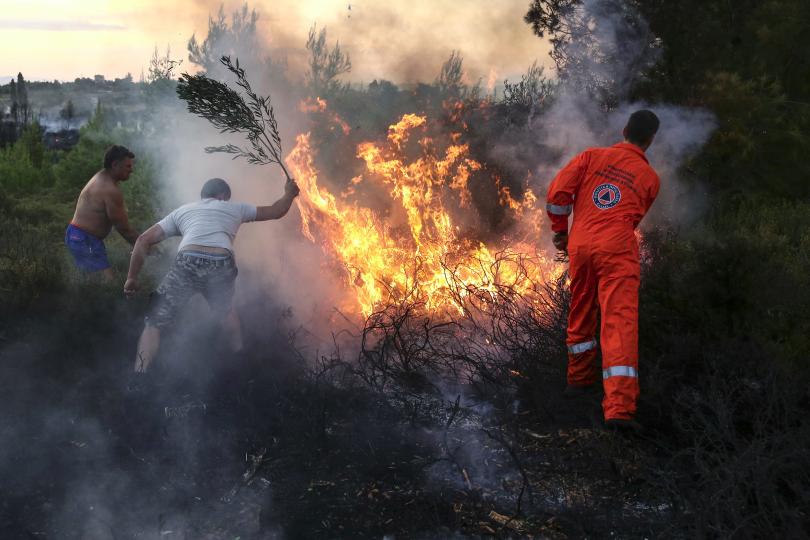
left=298, top=97, right=328, bottom=113
left=289, top=113, right=562, bottom=318
left=486, top=68, right=499, bottom=93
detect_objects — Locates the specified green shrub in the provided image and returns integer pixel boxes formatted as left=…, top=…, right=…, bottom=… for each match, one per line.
left=638, top=205, right=810, bottom=537
left=0, top=132, right=53, bottom=193
left=53, top=131, right=111, bottom=193
left=0, top=217, right=66, bottom=322
left=120, top=152, right=159, bottom=229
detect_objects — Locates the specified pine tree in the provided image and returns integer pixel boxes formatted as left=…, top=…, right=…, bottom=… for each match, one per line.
left=16, top=72, right=30, bottom=125
left=9, top=79, right=17, bottom=125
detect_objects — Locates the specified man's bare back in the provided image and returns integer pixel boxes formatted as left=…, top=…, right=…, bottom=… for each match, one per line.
left=71, top=169, right=133, bottom=240
left=65, top=146, right=139, bottom=275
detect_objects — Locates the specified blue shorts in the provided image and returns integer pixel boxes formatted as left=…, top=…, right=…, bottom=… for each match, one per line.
left=64, top=223, right=111, bottom=272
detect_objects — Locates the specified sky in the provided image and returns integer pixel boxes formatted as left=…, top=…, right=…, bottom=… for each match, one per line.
left=0, top=0, right=552, bottom=85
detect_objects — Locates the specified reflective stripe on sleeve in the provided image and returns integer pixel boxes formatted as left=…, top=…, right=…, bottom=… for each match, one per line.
left=546, top=203, right=573, bottom=215
left=602, top=366, right=638, bottom=379
left=568, top=340, right=597, bottom=354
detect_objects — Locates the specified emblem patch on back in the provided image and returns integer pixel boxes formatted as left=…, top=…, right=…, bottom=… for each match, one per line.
left=592, top=183, right=621, bottom=209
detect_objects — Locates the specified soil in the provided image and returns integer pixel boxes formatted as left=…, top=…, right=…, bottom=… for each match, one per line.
left=0, top=289, right=678, bottom=539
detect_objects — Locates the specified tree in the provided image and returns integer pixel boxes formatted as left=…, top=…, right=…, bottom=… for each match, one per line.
left=145, top=45, right=182, bottom=104
left=305, top=24, right=351, bottom=97
left=148, top=45, right=182, bottom=83
left=9, top=79, right=17, bottom=124
left=524, top=0, right=659, bottom=107
left=435, top=51, right=481, bottom=102
left=629, top=0, right=810, bottom=198
left=60, top=100, right=75, bottom=125
left=188, top=3, right=260, bottom=75
left=16, top=73, right=27, bottom=108
left=18, top=122, right=45, bottom=169
left=501, top=61, right=557, bottom=113
left=13, top=72, right=32, bottom=126
left=436, top=50, right=464, bottom=97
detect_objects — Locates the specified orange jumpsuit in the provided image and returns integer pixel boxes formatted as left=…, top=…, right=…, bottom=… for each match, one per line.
left=546, top=143, right=659, bottom=420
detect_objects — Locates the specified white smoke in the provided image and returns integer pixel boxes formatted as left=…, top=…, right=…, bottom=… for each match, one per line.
left=138, top=0, right=718, bottom=352
left=529, top=0, right=715, bottom=233
left=137, top=31, right=351, bottom=352
left=532, top=95, right=715, bottom=229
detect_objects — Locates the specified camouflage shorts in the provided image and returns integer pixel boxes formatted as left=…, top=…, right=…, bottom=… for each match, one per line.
left=146, top=251, right=238, bottom=328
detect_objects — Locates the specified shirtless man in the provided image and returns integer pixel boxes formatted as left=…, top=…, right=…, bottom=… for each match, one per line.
left=123, top=176, right=300, bottom=372
left=64, top=145, right=140, bottom=279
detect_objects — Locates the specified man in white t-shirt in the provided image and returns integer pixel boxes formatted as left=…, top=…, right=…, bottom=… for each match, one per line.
left=124, top=176, right=300, bottom=372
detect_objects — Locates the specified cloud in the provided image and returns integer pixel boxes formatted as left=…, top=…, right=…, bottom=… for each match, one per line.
left=0, top=19, right=126, bottom=31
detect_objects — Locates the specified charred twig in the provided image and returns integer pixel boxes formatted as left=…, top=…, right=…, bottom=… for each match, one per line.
left=221, top=446, right=269, bottom=503
left=353, top=246, right=570, bottom=414
left=443, top=395, right=462, bottom=453
left=439, top=395, right=474, bottom=491
left=483, top=427, right=532, bottom=517
left=177, top=55, right=292, bottom=180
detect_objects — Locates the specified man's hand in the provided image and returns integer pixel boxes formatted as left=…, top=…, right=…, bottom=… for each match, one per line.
left=255, top=180, right=301, bottom=221
left=285, top=178, right=300, bottom=198
left=552, top=231, right=569, bottom=252
left=124, top=278, right=139, bottom=298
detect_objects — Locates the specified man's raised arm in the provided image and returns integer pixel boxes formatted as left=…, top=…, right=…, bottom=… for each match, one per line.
left=255, top=178, right=301, bottom=221
left=106, top=188, right=139, bottom=245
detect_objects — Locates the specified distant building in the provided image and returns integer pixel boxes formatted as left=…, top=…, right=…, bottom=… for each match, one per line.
left=43, top=129, right=80, bottom=151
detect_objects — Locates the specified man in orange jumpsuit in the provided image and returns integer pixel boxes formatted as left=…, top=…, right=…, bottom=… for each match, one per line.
left=545, top=110, right=660, bottom=431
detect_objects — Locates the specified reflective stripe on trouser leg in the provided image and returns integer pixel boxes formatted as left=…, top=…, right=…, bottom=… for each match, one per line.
left=594, top=247, right=640, bottom=421
left=568, top=340, right=597, bottom=354
left=602, top=365, right=639, bottom=420
left=566, top=245, right=600, bottom=386
left=567, top=341, right=599, bottom=386
left=603, top=366, right=638, bottom=379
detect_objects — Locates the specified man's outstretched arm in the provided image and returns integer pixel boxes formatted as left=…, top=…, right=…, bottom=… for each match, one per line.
left=124, top=224, right=166, bottom=297
left=255, top=178, right=301, bottom=221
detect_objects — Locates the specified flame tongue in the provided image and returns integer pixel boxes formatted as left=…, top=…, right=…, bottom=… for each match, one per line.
left=290, top=112, right=558, bottom=318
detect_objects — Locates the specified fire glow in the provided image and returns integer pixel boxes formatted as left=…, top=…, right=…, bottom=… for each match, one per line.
left=289, top=108, right=563, bottom=318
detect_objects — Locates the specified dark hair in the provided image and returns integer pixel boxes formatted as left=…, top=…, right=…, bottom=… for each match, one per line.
left=624, top=110, right=660, bottom=146
left=200, top=178, right=231, bottom=200
left=104, top=145, right=135, bottom=169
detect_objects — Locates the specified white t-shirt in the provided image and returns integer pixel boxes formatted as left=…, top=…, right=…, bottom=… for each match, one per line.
left=157, top=198, right=258, bottom=252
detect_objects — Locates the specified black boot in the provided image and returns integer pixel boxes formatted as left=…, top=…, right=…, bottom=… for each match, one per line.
left=604, top=417, right=643, bottom=433
left=563, top=383, right=600, bottom=399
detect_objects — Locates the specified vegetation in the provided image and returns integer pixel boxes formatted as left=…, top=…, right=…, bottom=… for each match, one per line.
left=0, top=1, right=807, bottom=536
left=0, top=103, right=159, bottom=327
left=305, top=24, right=352, bottom=97
left=177, top=56, right=291, bottom=178
left=526, top=0, right=810, bottom=536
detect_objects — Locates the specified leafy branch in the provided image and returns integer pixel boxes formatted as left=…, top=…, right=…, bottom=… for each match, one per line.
left=176, top=55, right=291, bottom=181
